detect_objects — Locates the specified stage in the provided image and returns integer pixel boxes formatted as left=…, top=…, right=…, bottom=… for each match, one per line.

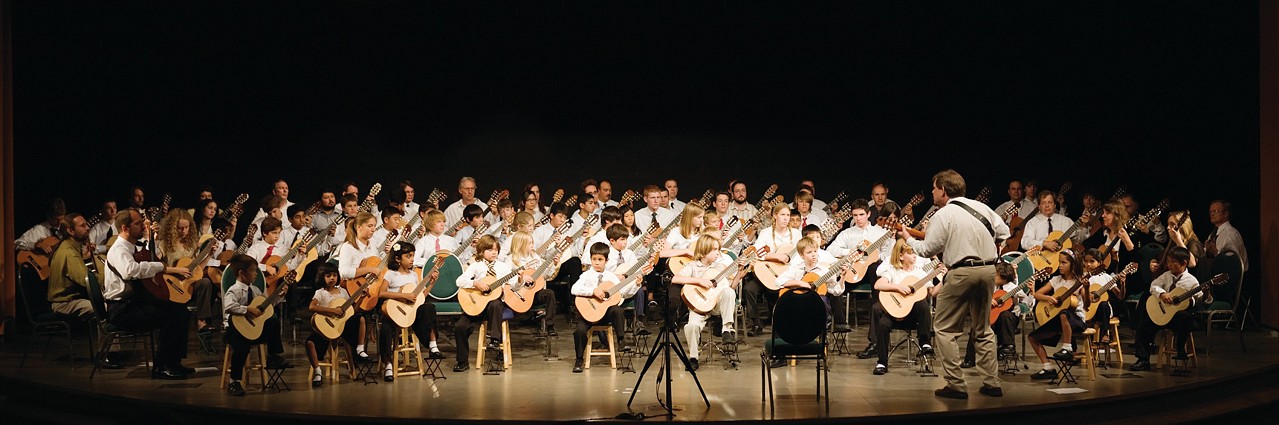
left=2, top=316, right=1278, bottom=424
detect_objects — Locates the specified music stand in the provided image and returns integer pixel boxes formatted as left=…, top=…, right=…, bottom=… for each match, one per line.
left=626, top=271, right=710, bottom=417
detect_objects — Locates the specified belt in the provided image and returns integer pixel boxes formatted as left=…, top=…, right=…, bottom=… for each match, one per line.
left=950, top=258, right=997, bottom=269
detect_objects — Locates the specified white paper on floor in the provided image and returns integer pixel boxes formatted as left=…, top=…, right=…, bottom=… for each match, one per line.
left=1047, top=387, right=1089, bottom=394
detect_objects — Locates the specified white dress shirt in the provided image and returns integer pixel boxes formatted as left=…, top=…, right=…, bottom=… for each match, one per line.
left=103, top=237, right=165, bottom=301
left=413, top=233, right=458, bottom=268
left=828, top=223, right=891, bottom=258
left=906, top=197, right=1011, bottom=267
left=1210, top=221, right=1249, bottom=272
left=572, top=268, right=638, bottom=299
left=1019, top=213, right=1077, bottom=250
left=633, top=207, right=678, bottom=233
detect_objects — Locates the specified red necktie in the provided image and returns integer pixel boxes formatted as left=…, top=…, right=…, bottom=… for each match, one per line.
left=802, top=216, right=807, bottom=228
left=434, top=237, right=441, bottom=251
left=263, top=245, right=274, bottom=262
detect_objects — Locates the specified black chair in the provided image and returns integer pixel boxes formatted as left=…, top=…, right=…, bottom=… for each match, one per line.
left=86, top=272, right=155, bottom=380
left=16, top=266, right=77, bottom=368
left=760, top=289, right=829, bottom=413
left=1197, top=252, right=1245, bottom=355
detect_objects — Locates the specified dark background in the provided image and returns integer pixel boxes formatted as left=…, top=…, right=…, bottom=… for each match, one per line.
left=9, top=1, right=1260, bottom=249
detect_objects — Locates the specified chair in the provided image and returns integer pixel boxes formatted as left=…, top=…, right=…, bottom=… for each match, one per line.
left=1086, top=317, right=1124, bottom=369
left=761, top=290, right=829, bottom=413
left=1155, top=330, right=1197, bottom=374
left=16, top=266, right=77, bottom=368
left=391, top=328, right=426, bottom=378
left=476, top=308, right=514, bottom=370
left=314, top=338, right=355, bottom=382
left=886, top=326, right=934, bottom=376
left=85, top=273, right=156, bottom=380
left=848, top=281, right=873, bottom=328
left=585, top=325, right=618, bottom=369
left=1197, top=252, right=1245, bottom=355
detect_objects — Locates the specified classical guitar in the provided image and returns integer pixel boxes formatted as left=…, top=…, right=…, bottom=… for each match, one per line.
left=163, top=228, right=227, bottom=304
left=842, top=215, right=912, bottom=283
left=821, top=191, right=848, bottom=216
left=681, top=246, right=763, bottom=315
left=230, top=270, right=296, bottom=340
left=1026, top=214, right=1088, bottom=273
left=879, top=258, right=945, bottom=319
left=312, top=268, right=379, bottom=340
left=17, top=212, right=94, bottom=280
left=458, top=262, right=528, bottom=316
left=754, top=184, right=780, bottom=211
left=557, top=215, right=600, bottom=270
left=1033, top=271, right=1090, bottom=326
left=136, top=195, right=173, bottom=301
left=575, top=251, right=658, bottom=323
left=505, top=238, right=573, bottom=314
left=1150, top=211, right=1192, bottom=276
left=449, top=190, right=509, bottom=236
left=382, top=252, right=449, bottom=328
left=990, top=268, right=1052, bottom=325
left=777, top=248, right=858, bottom=297
left=753, top=216, right=843, bottom=290
left=1146, top=273, right=1228, bottom=326
left=995, top=203, right=1024, bottom=254
left=218, top=193, right=251, bottom=222
left=341, top=230, right=401, bottom=312
left=1083, top=262, right=1139, bottom=321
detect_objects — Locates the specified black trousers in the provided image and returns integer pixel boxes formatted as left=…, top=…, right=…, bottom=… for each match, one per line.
left=573, top=305, right=626, bottom=359
left=107, top=298, right=190, bottom=368
left=454, top=299, right=504, bottom=364
left=872, top=302, right=932, bottom=365
left=742, top=274, right=777, bottom=327
left=226, top=316, right=282, bottom=380
left=1134, top=298, right=1194, bottom=361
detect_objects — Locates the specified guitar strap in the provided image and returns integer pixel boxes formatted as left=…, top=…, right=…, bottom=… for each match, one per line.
left=105, top=259, right=140, bottom=300
left=950, top=200, right=997, bottom=239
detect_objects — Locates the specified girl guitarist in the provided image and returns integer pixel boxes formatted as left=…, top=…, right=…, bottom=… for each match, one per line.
left=508, top=231, right=560, bottom=336
left=158, top=209, right=218, bottom=333
left=304, top=262, right=371, bottom=388
left=1082, top=200, right=1136, bottom=274
left=743, top=203, right=798, bottom=337
left=377, top=242, right=444, bottom=381
left=334, top=212, right=382, bottom=360
left=1027, top=249, right=1087, bottom=380
left=868, top=241, right=941, bottom=376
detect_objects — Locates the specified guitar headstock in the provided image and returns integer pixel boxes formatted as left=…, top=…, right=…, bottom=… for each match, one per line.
left=242, top=224, right=259, bottom=243
left=697, top=189, right=714, bottom=209
left=1205, top=273, right=1230, bottom=287
left=829, top=191, right=848, bottom=207
left=359, top=183, right=382, bottom=213
left=904, top=193, right=925, bottom=210
left=1119, top=262, right=1139, bottom=277
left=367, top=183, right=383, bottom=199
left=1057, top=182, right=1073, bottom=198
left=228, top=193, right=250, bottom=217
left=761, top=184, right=778, bottom=200
left=1109, top=186, right=1127, bottom=201
left=426, top=188, right=446, bottom=207
left=1149, top=199, right=1171, bottom=219
left=618, top=189, right=639, bottom=208
left=584, top=214, right=600, bottom=230
left=1003, top=202, right=1020, bottom=219
left=562, top=194, right=579, bottom=208
left=487, top=190, right=511, bottom=212
left=1026, top=268, right=1052, bottom=285
left=305, top=201, right=322, bottom=217
left=550, top=188, right=564, bottom=205
left=973, top=186, right=991, bottom=205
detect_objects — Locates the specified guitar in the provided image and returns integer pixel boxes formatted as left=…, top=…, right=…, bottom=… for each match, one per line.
left=16, top=211, right=91, bottom=280
left=505, top=238, right=573, bottom=314
left=575, top=250, right=658, bottom=323
left=878, top=258, right=946, bottom=319
left=341, top=230, right=401, bottom=312
left=1146, top=273, right=1229, bottom=326
left=162, top=228, right=228, bottom=304
left=218, top=223, right=258, bottom=264
left=720, top=196, right=779, bottom=246
left=1083, top=263, right=1139, bottom=321
left=1150, top=211, right=1192, bottom=276
left=973, top=186, right=992, bottom=205
left=990, top=268, right=1052, bottom=325
left=617, top=189, right=639, bottom=209
left=447, top=189, right=508, bottom=237
left=841, top=215, right=911, bottom=283
left=1125, top=198, right=1170, bottom=236
left=1084, top=187, right=1127, bottom=236
left=821, top=191, right=848, bottom=216
left=136, top=195, right=173, bottom=301
left=458, top=262, right=528, bottom=316
left=230, top=270, right=297, bottom=340
left=777, top=248, right=859, bottom=297
left=753, top=216, right=844, bottom=290
left=382, top=252, right=449, bottom=328
left=995, top=203, right=1024, bottom=254
left=556, top=215, right=600, bottom=270
left=681, top=246, right=763, bottom=315
left=420, top=221, right=491, bottom=301
left=1026, top=213, right=1088, bottom=273
left=754, top=184, right=780, bottom=211
left=312, top=267, right=380, bottom=340
left=1033, top=271, right=1090, bottom=326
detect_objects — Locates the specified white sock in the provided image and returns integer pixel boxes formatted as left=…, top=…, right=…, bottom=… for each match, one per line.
left=430, top=341, right=439, bottom=350
left=1044, top=362, right=1055, bottom=371
left=314, top=366, right=322, bottom=374
left=385, top=363, right=393, bottom=372
left=1062, top=343, right=1073, bottom=351
left=357, top=344, right=365, bottom=353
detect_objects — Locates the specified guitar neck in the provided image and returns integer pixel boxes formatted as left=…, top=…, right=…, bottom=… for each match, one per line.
left=1054, top=280, right=1086, bottom=304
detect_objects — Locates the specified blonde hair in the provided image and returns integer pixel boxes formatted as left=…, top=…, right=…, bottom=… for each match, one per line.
left=345, top=212, right=377, bottom=246
left=678, top=203, right=705, bottom=239
left=692, top=234, right=720, bottom=260
left=889, top=239, right=915, bottom=270
left=513, top=211, right=535, bottom=231
left=423, top=209, right=446, bottom=229
left=509, top=231, right=534, bottom=258
left=796, top=237, right=818, bottom=257
left=1166, top=211, right=1198, bottom=245
left=160, top=209, right=197, bottom=252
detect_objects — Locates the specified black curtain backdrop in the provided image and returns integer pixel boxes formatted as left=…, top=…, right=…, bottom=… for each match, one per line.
left=10, top=1, right=1260, bottom=248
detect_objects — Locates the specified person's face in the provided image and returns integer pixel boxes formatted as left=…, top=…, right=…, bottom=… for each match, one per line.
left=529, top=185, right=541, bottom=201
left=871, top=185, right=888, bottom=206
left=482, top=245, right=498, bottom=262
left=644, top=191, right=663, bottom=210
left=516, top=221, right=533, bottom=233
left=523, top=195, right=538, bottom=211
left=198, top=191, right=213, bottom=201
left=660, top=190, right=670, bottom=205
left=704, top=246, right=721, bottom=264
left=1209, top=202, right=1228, bottom=225
left=126, top=211, right=146, bottom=237
left=691, top=213, right=704, bottom=229
left=551, top=213, right=568, bottom=227
left=584, top=185, right=598, bottom=199
left=901, top=249, right=917, bottom=265
left=664, top=180, right=679, bottom=199
left=591, top=254, right=608, bottom=272
left=403, top=186, right=415, bottom=203
left=1038, top=195, right=1056, bottom=217
left=290, top=211, right=308, bottom=228
left=324, top=272, right=339, bottom=288
left=932, top=184, right=947, bottom=206
left=805, top=232, right=822, bottom=245
left=789, top=216, right=802, bottom=229
left=1082, top=194, right=1098, bottom=210
left=1057, top=253, right=1071, bottom=273
left=801, top=247, right=818, bottom=265
left=1025, top=183, right=1038, bottom=199
left=344, top=185, right=359, bottom=197
left=623, top=210, right=636, bottom=226
left=386, top=214, right=403, bottom=230
left=774, top=208, right=790, bottom=228
left=273, top=181, right=289, bottom=200
left=397, top=252, right=414, bottom=269
left=203, top=202, right=218, bottom=219
left=1083, top=256, right=1101, bottom=273
left=176, top=219, right=191, bottom=238
left=103, top=201, right=118, bottom=218
left=713, top=194, right=729, bottom=213
left=1168, top=259, right=1188, bottom=274
left=732, top=184, right=748, bottom=203
left=356, top=219, right=377, bottom=240
left=1102, top=209, right=1116, bottom=227
left=500, top=206, right=515, bottom=220
left=458, top=180, right=477, bottom=201
left=321, top=192, right=336, bottom=208
left=580, top=199, right=598, bottom=214
left=268, top=207, right=283, bottom=221
left=132, top=189, right=145, bottom=207
left=1121, top=197, right=1137, bottom=215
left=609, top=236, right=628, bottom=251
left=599, top=182, right=612, bottom=201
left=264, top=228, right=281, bottom=245
left=69, top=216, right=90, bottom=241
left=1007, top=182, right=1023, bottom=201
left=431, top=219, right=446, bottom=235
left=801, top=180, right=815, bottom=194
left=342, top=201, right=359, bottom=216
left=852, top=208, right=869, bottom=227
left=466, top=215, right=483, bottom=227
left=238, top=267, right=259, bottom=285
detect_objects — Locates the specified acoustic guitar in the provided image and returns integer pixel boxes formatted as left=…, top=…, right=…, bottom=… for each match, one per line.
left=1026, top=213, right=1088, bottom=273
left=754, top=184, right=779, bottom=211
left=505, top=238, right=573, bottom=314
left=575, top=250, right=658, bottom=323
left=447, top=190, right=508, bottom=237
left=136, top=195, right=173, bottom=301
left=231, top=270, right=296, bottom=340
left=990, top=268, right=1052, bottom=325
left=777, top=249, right=857, bottom=297
left=879, top=258, right=945, bottom=319
left=1033, top=272, right=1090, bottom=326
left=382, top=252, right=449, bottom=328
left=1146, top=273, right=1228, bottom=326
left=1096, top=198, right=1169, bottom=269
left=842, top=215, right=912, bottom=283
left=682, top=246, right=763, bottom=315
left=1083, top=262, right=1139, bottom=321
left=162, top=229, right=227, bottom=304
left=312, top=268, right=380, bottom=340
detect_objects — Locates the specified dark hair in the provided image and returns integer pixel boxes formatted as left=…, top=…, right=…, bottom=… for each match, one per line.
left=548, top=202, right=569, bottom=217
left=46, top=198, right=67, bottom=219
left=995, top=262, right=1016, bottom=283
left=341, top=193, right=358, bottom=205
left=228, top=254, right=257, bottom=278
left=589, top=241, right=610, bottom=258
left=580, top=179, right=598, bottom=193
left=849, top=198, right=871, bottom=213
left=599, top=206, right=624, bottom=225
left=60, top=213, right=83, bottom=234
left=194, top=198, right=218, bottom=231
left=260, top=194, right=282, bottom=211
left=932, top=169, right=966, bottom=198
left=211, top=217, right=232, bottom=233
left=1168, top=246, right=1191, bottom=264
left=261, top=217, right=283, bottom=234
left=389, top=186, right=407, bottom=204
left=381, top=206, right=403, bottom=221
left=578, top=192, right=596, bottom=206
left=802, top=224, right=822, bottom=237
left=286, top=202, right=308, bottom=219
left=388, top=241, right=415, bottom=271
left=606, top=223, right=631, bottom=241
left=463, top=204, right=484, bottom=220
left=315, top=262, right=339, bottom=286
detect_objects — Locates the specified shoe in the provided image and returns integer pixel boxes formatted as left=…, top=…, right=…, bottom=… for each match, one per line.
left=1030, top=369, right=1058, bottom=380
left=354, top=352, right=376, bottom=365
left=919, top=344, right=934, bottom=357
left=384, top=369, right=395, bottom=382
left=534, top=309, right=547, bottom=319
left=856, top=344, right=877, bottom=359
left=979, top=385, right=1004, bottom=397
left=687, top=358, right=700, bottom=372
left=620, top=343, right=635, bottom=353
left=935, top=386, right=968, bottom=399
left=428, top=350, right=446, bottom=360
left=486, top=336, right=501, bottom=350
left=227, top=380, right=246, bottom=396
left=100, top=358, right=125, bottom=370
left=1129, top=360, right=1152, bottom=371
left=747, top=325, right=763, bottom=337
left=1052, top=348, right=1075, bottom=362
left=573, top=359, right=584, bottom=373
left=453, top=362, right=470, bottom=372
left=833, top=324, right=852, bottom=333
left=266, top=355, right=292, bottom=369
left=722, top=330, right=737, bottom=344
left=873, top=364, right=887, bottom=375
left=999, top=344, right=1017, bottom=355
left=635, top=322, right=651, bottom=336
left=767, top=358, right=786, bottom=369
left=198, top=325, right=216, bottom=334
left=960, top=359, right=976, bottom=369
left=312, top=372, right=323, bottom=388
left=152, top=368, right=188, bottom=380
left=546, top=326, right=558, bottom=337
left=647, top=300, right=658, bottom=311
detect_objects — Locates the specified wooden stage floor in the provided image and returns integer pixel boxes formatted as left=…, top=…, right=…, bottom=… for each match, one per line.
left=2, top=315, right=1278, bottom=424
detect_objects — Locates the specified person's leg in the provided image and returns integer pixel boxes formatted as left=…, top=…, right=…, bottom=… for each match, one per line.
left=684, top=311, right=708, bottom=360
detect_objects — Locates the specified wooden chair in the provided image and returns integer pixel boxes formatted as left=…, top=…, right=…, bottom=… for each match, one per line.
left=585, top=325, right=618, bottom=369
left=392, top=328, right=427, bottom=377
left=1155, top=330, right=1197, bottom=370
left=315, top=338, right=355, bottom=382
left=220, top=343, right=268, bottom=389
left=477, top=314, right=513, bottom=370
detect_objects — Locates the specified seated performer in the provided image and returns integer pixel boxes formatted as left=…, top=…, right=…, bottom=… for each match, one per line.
left=222, top=254, right=291, bottom=396
left=507, top=231, right=561, bottom=336
left=570, top=242, right=642, bottom=373
left=1130, top=247, right=1203, bottom=371
left=305, top=262, right=371, bottom=388
left=47, top=213, right=96, bottom=320
left=869, top=241, right=941, bottom=375
left=1082, top=248, right=1124, bottom=345
left=1027, top=249, right=1087, bottom=380
left=378, top=242, right=444, bottom=381
left=674, top=234, right=748, bottom=371
left=452, top=235, right=512, bottom=373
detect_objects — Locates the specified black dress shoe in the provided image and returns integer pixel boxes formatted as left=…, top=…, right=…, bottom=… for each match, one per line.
left=856, top=344, right=877, bottom=359
left=153, top=368, right=188, bottom=380
left=428, top=350, right=446, bottom=360
left=918, top=345, right=935, bottom=357
left=100, top=358, right=125, bottom=370
left=935, top=386, right=968, bottom=399
left=384, top=370, right=395, bottom=382
left=573, top=359, right=584, bottom=373
left=979, top=385, right=1004, bottom=397
left=747, top=325, right=763, bottom=337
left=999, top=344, right=1017, bottom=355
left=635, top=322, right=651, bottom=336
left=767, top=358, right=786, bottom=369
left=227, top=380, right=246, bottom=396
left=546, top=326, right=558, bottom=337
left=1052, top=348, right=1075, bottom=362
left=1129, top=360, right=1152, bottom=371
left=620, top=344, right=635, bottom=353
left=453, top=362, right=470, bottom=372
left=873, top=364, right=887, bottom=375
left=687, top=358, right=700, bottom=372
left=722, top=330, right=737, bottom=344
left=960, top=359, right=976, bottom=369
left=1030, top=369, right=1058, bottom=380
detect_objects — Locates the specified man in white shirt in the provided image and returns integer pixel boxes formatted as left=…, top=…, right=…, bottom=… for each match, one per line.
left=827, top=200, right=891, bottom=347
left=995, top=180, right=1036, bottom=221
left=1019, top=190, right=1077, bottom=253
left=597, top=179, right=618, bottom=208
left=1206, top=200, right=1249, bottom=272
left=726, top=180, right=759, bottom=227
left=634, top=185, right=677, bottom=232
left=15, top=198, right=66, bottom=252
left=664, top=179, right=686, bottom=212
left=89, top=200, right=119, bottom=254
left=443, top=176, right=486, bottom=229
left=798, top=180, right=827, bottom=213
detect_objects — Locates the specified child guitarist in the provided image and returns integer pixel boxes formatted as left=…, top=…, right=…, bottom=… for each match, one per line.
left=223, top=254, right=290, bottom=396
left=304, top=262, right=372, bottom=387
left=377, top=242, right=444, bottom=381
left=570, top=242, right=642, bottom=373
